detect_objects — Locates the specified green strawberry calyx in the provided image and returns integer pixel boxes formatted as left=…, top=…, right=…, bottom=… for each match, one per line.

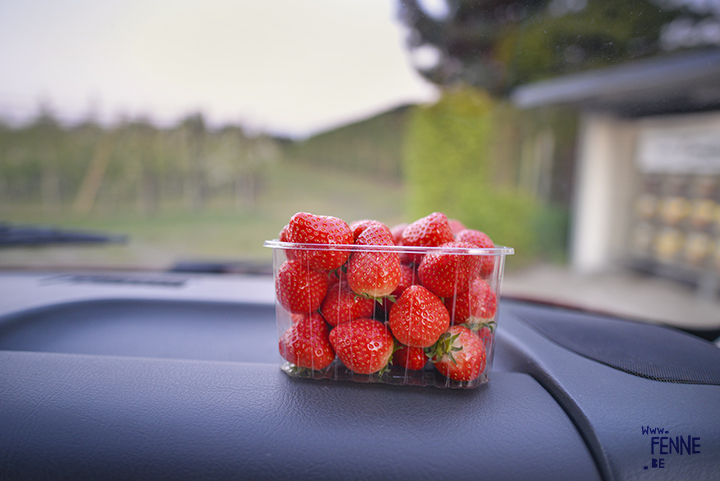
left=285, top=363, right=308, bottom=375
left=461, top=319, right=497, bottom=333
left=425, top=332, right=463, bottom=365
left=284, top=362, right=330, bottom=376
left=377, top=362, right=391, bottom=377
left=354, top=291, right=396, bottom=305
left=374, top=341, right=405, bottom=376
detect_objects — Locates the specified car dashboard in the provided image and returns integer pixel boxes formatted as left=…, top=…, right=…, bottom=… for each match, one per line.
left=1, top=270, right=718, bottom=481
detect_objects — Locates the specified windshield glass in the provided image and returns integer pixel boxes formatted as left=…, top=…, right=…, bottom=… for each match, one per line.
left=2, top=0, right=720, bottom=329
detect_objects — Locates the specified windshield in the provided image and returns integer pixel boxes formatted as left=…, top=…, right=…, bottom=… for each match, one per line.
left=1, top=0, right=720, bottom=330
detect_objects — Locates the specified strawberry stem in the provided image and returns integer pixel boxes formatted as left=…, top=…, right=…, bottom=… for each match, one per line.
left=461, top=319, right=497, bottom=333
left=425, top=332, right=462, bottom=365
left=354, top=292, right=396, bottom=305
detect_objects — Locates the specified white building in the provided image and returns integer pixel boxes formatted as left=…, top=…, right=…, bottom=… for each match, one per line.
left=513, top=49, right=720, bottom=293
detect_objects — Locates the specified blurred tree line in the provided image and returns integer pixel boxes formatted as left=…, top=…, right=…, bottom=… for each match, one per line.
left=0, top=110, right=280, bottom=216
left=284, top=106, right=409, bottom=182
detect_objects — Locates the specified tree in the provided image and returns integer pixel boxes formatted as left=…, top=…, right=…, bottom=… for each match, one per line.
left=399, top=0, right=545, bottom=94
left=398, top=0, right=720, bottom=94
left=178, top=113, right=208, bottom=212
left=28, top=104, right=64, bottom=212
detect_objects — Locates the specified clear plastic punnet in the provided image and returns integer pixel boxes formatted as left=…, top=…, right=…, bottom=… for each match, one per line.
left=264, top=240, right=514, bottom=389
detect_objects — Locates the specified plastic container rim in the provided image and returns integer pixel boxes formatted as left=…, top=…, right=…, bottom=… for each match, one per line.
left=264, top=240, right=514, bottom=256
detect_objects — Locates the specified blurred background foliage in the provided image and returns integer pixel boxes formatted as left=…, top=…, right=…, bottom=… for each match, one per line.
left=399, top=0, right=720, bottom=94
left=404, top=86, right=575, bottom=265
left=3, top=0, right=718, bottom=269
left=283, top=106, right=409, bottom=182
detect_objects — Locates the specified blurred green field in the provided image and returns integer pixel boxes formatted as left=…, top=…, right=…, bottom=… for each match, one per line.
left=0, top=160, right=406, bottom=270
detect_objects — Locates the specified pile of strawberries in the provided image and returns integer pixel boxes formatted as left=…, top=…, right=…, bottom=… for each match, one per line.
left=274, top=211, right=499, bottom=385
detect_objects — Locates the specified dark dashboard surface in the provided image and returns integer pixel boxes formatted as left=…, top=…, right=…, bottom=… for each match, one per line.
left=0, top=271, right=718, bottom=481
left=0, top=298, right=278, bottom=363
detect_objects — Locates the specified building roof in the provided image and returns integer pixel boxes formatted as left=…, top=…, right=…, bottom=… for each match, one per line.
left=511, top=49, right=720, bottom=117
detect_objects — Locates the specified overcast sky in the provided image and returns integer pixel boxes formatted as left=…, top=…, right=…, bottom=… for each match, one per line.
left=0, top=0, right=438, bottom=138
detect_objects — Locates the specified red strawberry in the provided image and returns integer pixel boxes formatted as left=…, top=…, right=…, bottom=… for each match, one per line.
left=275, top=260, right=329, bottom=314
left=329, top=318, right=394, bottom=374
left=448, top=218, right=467, bottom=235
left=327, top=268, right=345, bottom=289
left=381, top=263, right=419, bottom=314
left=391, top=263, right=418, bottom=298
left=400, top=212, right=455, bottom=264
left=392, top=344, right=428, bottom=370
left=278, top=224, right=298, bottom=261
left=354, top=221, right=394, bottom=245
left=402, top=212, right=455, bottom=248
left=346, top=223, right=401, bottom=298
left=418, top=241, right=482, bottom=298
left=444, top=278, right=497, bottom=327
left=390, top=223, right=408, bottom=245
left=320, top=282, right=377, bottom=327
left=279, top=312, right=335, bottom=370
left=287, top=212, right=354, bottom=270
left=477, top=321, right=496, bottom=343
left=456, top=228, right=495, bottom=278
left=349, top=219, right=391, bottom=241
left=388, top=285, right=450, bottom=348
left=456, top=228, right=493, bottom=248
left=429, top=325, right=487, bottom=382
left=349, top=219, right=373, bottom=239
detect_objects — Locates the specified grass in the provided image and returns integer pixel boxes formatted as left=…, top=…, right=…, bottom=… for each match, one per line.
left=0, top=160, right=407, bottom=270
